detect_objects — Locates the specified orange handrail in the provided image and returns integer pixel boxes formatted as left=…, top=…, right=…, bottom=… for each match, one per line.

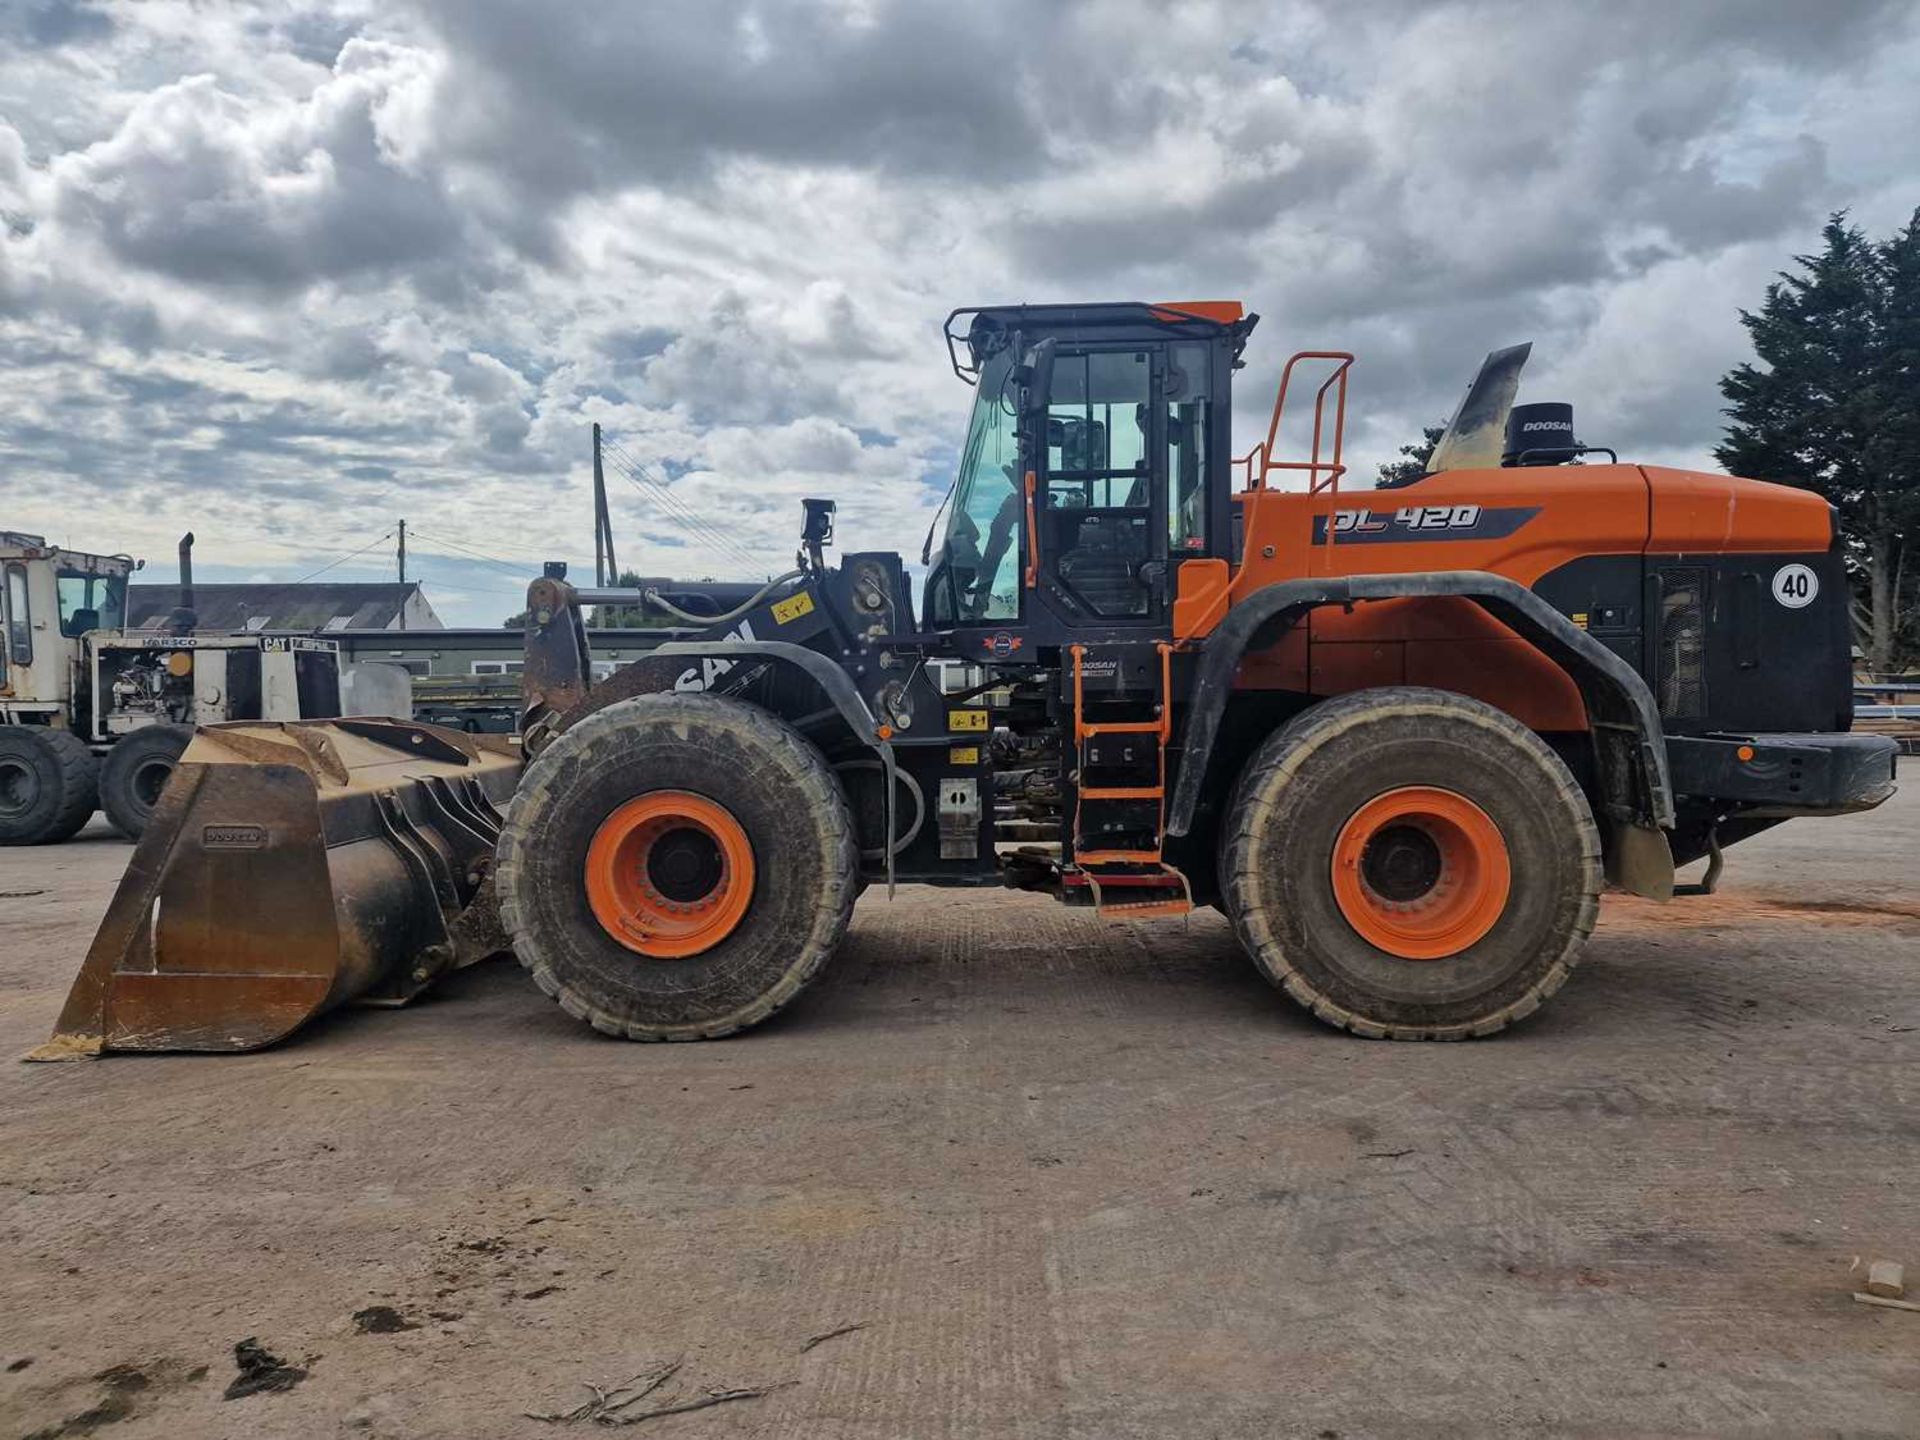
left=1240, top=350, right=1356, bottom=495
left=1022, top=470, right=1039, bottom=588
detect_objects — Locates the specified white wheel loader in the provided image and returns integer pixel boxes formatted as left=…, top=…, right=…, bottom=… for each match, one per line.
left=1, top=530, right=348, bottom=843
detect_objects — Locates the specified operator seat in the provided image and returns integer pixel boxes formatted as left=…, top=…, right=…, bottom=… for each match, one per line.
left=1057, top=514, right=1150, bottom=616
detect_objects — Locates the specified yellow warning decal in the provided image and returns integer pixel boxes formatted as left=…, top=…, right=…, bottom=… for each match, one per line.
left=948, top=708, right=989, bottom=733
left=1570, top=612, right=1589, bottom=630
left=949, top=746, right=979, bottom=765
left=772, top=591, right=815, bottom=624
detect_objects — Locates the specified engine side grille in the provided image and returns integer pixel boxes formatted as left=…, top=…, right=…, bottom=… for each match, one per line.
left=1655, top=567, right=1706, bottom=719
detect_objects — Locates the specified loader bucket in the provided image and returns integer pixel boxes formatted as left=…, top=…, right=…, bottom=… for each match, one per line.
left=27, top=719, right=522, bottom=1059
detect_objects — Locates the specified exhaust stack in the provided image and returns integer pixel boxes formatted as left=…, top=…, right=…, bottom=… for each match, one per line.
left=166, top=531, right=198, bottom=635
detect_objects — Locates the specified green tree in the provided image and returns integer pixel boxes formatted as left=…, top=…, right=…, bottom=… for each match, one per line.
left=1377, top=424, right=1446, bottom=487
left=1717, top=210, right=1920, bottom=670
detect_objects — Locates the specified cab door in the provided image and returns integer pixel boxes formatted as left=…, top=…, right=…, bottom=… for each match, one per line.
left=1034, top=345, right=1170, bottom=633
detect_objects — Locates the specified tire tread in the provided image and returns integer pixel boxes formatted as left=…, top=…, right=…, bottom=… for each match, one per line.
left=496, top=693, right=859, bottom=1042
left=0, top=727, right=98, bottom=845
left=1221, top=687, right=1601, bottom=1041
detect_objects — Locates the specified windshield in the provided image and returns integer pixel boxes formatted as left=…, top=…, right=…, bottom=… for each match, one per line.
left=930, top=350, right=1022, bottom=624
left=57, top=570, right=126, bottom=637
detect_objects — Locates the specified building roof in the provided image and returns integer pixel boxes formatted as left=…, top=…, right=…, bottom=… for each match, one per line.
left=128, top=582, right=441, bottom=632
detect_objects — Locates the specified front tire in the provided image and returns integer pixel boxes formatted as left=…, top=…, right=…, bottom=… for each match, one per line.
left=99, top=724, right=193, bottom=840
left=1220, top=687, right=1601, bottom=1040
left=496, top=693, right=859, bottom=1041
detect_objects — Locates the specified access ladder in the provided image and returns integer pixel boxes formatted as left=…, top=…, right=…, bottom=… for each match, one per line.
left=1067, top=642, right=1192, bottom=917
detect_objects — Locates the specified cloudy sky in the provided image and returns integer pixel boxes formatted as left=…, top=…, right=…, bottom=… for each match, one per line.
left=3, top=0, right=1917, bottom=625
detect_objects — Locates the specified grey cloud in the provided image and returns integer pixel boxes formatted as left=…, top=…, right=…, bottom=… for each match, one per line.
left=0, top=0, right=1917, bottom=623
left=410, top=0, right=1047, bottom=195
left=5, top=1, right=113, bottom=48
left=640, top=292, right=846, bottom=426
left=47, top=49, right=467, bottom=294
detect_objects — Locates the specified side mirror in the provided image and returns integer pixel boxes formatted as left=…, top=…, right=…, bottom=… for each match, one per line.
left=1016, top=337, right=1056, bottom=418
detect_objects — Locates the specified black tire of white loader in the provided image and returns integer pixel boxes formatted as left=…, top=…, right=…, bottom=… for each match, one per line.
left=0, top=727, right=97, bottom=845
left=99, top=723, right=193, bottom=840
left=1220, top=687, right=1602, bottom=1040
left=495, top=692, right=860, bottom=1041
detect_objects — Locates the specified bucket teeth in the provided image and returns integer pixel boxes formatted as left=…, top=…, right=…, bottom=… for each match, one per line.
left=26, top=720, right=521, bottom=1059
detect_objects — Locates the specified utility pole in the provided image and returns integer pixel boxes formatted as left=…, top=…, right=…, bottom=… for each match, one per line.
left=592, top=423, right=618, bottom=586
left=397, top=518, right=407, bottom=631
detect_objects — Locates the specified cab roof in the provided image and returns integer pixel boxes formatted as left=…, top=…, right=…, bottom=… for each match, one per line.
left=944, top=301, right=1257, bottom=383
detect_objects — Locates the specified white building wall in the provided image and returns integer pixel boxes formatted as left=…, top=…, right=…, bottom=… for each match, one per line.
left=389, top=589, right=445, bottom=630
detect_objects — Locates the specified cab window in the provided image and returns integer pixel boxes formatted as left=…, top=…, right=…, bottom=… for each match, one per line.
left=1046, top=349, right=1150, bottom=505
left=1044, top=349, right=1154, bottom=618
left=934, top=349, right=1023, bottom=623
left=5, top=564, right=31, bottom=667
left=57, top=571, right=126, bottom=637
left=1167, top=342, right=1209, bottom=553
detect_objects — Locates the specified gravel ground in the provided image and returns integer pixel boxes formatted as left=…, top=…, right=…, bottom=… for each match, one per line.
left=1, top=791, right=1916, bottom=1439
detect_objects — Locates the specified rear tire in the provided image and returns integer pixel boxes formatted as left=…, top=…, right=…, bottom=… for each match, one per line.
left=496, top=693, right=859, bottom=1041
left=0, top=727, right=98, bottom=845
left=1220, top=687, right=1601, bottom=1040
left=99, top=724, right=193, bottom=840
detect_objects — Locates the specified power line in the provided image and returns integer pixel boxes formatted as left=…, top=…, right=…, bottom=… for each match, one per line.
left=599, top=439, right=768, bottom=575
left=407, top=529, right=547, bottom=581
left=599, top=438, right=755, bottom=563
left=286, top=531, right=396, bottom=586
left=150, top=527, right=398, bottom=629
left=405, top=529, right=558, bottom=565
left=397, top=559, right=527, bottom=599
left=612, top=472, right=751, bottom=577
left=600, top=440, right=749, bottom=569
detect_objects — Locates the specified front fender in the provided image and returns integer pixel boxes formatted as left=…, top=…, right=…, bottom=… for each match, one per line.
left=550, top=639, right=899, bottom=893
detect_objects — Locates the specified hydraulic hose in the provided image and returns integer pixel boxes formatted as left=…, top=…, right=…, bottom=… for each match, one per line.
left=643, top=570, right=805, bottom=626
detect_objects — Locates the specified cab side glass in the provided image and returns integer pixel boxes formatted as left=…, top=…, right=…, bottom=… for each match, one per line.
left=1168, top=342, right=1210, bottom=553
left=5, top=564, right=31, bottom=667
left=1046, top=351, right=1149, bottom=508
left=1043, top=350, right=1156, bottom=618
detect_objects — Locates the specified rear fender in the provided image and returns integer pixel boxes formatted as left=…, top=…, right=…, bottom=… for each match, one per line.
left=1169, top=570, right=1675, bottom=896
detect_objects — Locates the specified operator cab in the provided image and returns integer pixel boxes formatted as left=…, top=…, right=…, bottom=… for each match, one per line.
left=1, top=533, right=133, bottom=707
left=925, top=303, right=1254, bottom=653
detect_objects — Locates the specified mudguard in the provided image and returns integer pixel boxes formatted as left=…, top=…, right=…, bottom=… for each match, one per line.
left=1167, top=571, right=1676, bottom=895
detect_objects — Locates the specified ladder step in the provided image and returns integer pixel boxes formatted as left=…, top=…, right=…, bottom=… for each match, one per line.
left=1098, top=896, right=1193, bottom=918
left=1070, top=642, right=1175, bottom=863
left=1083, top=863, right=1193, bottom=918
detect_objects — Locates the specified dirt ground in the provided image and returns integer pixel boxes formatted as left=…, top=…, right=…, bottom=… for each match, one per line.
left=1, top=791, right=1916, bottom=1440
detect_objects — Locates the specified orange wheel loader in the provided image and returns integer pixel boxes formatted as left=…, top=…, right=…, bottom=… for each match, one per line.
left=32, top=302, right=1896, bottom=1057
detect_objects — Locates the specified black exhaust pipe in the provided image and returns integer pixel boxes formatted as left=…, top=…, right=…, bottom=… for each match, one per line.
left=166, top=531, right=198, bottom=635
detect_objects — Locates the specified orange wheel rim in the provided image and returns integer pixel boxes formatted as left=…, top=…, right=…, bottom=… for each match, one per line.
left=585, top=791, right=755, bottom=959
left=1330, top=786, right=1511, bottom=960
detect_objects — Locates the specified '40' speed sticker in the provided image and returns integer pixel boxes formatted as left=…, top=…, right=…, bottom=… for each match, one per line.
left=1771, top=563, right=1818, bottom=608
